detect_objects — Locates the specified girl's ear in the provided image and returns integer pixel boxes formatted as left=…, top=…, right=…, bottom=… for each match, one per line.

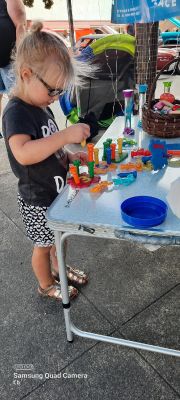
left=20, top=67, right=33, bottom=82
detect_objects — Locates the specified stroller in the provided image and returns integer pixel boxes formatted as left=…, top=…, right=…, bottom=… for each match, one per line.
left=60, top=34, right=136, bottom=139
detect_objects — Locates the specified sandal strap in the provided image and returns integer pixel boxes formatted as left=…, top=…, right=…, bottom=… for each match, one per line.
left=53, top=288, right=62, bottom=299
left=51, top=266, right=88, bottom=286
left=67, top=265, right=87, bottom=278
left=39, top=284, right=60, bottom=294
left=38, top=283, right=78, bottom=300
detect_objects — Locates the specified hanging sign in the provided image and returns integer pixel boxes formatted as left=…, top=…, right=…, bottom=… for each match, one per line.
left=111, top=0, right=180, bottom=24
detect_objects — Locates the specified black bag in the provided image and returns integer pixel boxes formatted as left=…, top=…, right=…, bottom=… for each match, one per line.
left=78, top=112, right=99, bottom=141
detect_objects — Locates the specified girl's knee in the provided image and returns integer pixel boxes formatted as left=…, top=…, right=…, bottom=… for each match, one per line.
left=50, top=245, right=56, bottom=258
left=34, top=246, right=52, bottom=255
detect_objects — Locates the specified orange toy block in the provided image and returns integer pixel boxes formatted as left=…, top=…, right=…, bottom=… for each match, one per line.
left=110, top=143, right=116, bottom=160
left=119, top=162, right=136, bottom=171
left=119, top=162, right=143, bottom=172
left=69, top=165, right=80, bottom=184
left=87, top=143, right=94, bottom=162
left=90, top=181, right=113, bottom=193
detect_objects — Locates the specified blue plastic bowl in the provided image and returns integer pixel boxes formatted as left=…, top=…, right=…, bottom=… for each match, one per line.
left=121, top=196, right=168, bottom=228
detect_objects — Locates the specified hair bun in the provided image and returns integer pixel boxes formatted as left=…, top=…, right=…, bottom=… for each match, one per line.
left=30, top=21, right=43, bottom=33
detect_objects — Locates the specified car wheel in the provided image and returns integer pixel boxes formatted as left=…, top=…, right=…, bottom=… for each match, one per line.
left=176, top=61, right=180, bottom=74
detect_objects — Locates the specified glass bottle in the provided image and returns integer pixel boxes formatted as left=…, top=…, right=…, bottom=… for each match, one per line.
left=160, top=81, right=175, bottom=103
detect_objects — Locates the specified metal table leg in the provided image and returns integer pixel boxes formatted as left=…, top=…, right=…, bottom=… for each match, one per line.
left=55, top=231, right=180, bottom=357
left=54, top=231, right=73, bottom=342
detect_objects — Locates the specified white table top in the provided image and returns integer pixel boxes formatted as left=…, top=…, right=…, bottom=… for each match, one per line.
left=47, top=116, right=180, bottom=244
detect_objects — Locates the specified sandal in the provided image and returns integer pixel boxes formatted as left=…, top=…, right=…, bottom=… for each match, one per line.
left=38, top=283, right=78, bottom=301
left=52, top=265, right=88, bottom=286
left=67, top=265, right=88, bottom=286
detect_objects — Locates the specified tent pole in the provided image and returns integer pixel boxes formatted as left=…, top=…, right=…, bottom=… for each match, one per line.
left=66, top=0, right=75, bottom=49
left=66, top=0, right=81, bottom=117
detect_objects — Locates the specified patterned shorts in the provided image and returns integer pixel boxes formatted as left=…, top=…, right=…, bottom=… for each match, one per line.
left=17, top=194, right=55, bottom=247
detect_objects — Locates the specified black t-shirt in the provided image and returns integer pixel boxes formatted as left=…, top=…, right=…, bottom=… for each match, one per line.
left=0, top=0, right=16, bottom=67
left=2, top=97, right=69, bottom=207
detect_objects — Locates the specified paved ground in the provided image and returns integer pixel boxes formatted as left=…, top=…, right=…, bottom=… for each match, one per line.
left=0, top=75, right=180, bottom=400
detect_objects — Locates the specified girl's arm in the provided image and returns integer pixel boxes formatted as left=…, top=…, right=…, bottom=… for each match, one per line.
left=9, top=123, right=90, bottom=166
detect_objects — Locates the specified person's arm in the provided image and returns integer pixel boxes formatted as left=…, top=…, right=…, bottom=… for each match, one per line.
left=6, top=0, right=27, bottom=44
left=9, top=123, right=90, bottom=166
left=67, top=150, right=88, bottom=165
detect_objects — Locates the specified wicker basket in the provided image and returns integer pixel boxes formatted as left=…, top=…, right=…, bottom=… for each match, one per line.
left=142, top=57, right=180, bottom=138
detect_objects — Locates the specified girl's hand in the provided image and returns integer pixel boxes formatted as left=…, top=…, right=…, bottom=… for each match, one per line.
left=68, top=151, right=88, bottom=165
left=65, top=123, right=90, bottom=144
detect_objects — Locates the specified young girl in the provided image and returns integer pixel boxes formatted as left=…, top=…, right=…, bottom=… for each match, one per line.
left=2, top=21, right=91, bottom=301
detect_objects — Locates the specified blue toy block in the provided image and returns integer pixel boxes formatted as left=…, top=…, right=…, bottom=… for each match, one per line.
left=149, top=139, right=168, bottom=171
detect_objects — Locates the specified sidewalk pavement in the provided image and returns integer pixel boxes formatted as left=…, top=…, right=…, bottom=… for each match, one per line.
left=0, top=114, right=180, bottom=400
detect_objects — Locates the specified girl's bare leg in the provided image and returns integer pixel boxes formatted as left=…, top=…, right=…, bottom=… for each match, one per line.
left=50, top=242, right=67, bottom=273
left=50, top=243, right=88, bottom=286
left=32, top=246, right=57, bottom=295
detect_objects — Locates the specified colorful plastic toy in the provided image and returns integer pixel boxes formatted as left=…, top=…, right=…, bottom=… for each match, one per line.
left=168, top=158, right=180, bottom=167
left=117, top=138, right=123, bottom=154
left=94, top=162, right=117, bottom=175
left=87, top=143, right=94, bottom=162
left=118, top=171, right=137, bottom=178
left=167, top=150, right=180, bottom=157
left=160, top=82, right=175, bottom=104
left=106, top=147, right=112, bottom=164
left=102, top=138, right=128, bottom=163
left=73, top=160, right=81, bottom=175
left=88, top=161, right=95, bottom=178
left=110, top=143, right=116, bottom=160
left=93, top=148, right=99, bottom=166
left=68, top=173, right=100, bottom=189
left=172, top=104, right=180, bottom=111
left=131, top=148, right=151, bottom=158
left=102, top=139, right=112, bottom=161
left=90, top=181, right=113, bottom=193
left=69, top=165, right=80, bottom=184
left=166, top=143, right=180, bottom=151
left=138, top=84, right=148, bottom=128
left=123, top=89, right=135, bottom=136
left=114, top=151, right=128, bottom=163
left=149, top=139, right=168, bottom=170
left=119, top=162, right=136, bottom=172
left=142, top=161, right=153, bottom=171
left=112, top=174, right=136, bottom=186
left=122, top=138, right=137, bottom=147
left=119, top=161, right=143, bottom=172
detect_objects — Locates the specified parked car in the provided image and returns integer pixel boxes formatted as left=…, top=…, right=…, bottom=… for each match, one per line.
left=161, top=31, right=180, bottom=46
left=157, top=47, right=180, bottom=73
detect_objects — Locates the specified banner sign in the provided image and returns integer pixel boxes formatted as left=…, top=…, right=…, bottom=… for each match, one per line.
left=111, top=0, right=180, bottom=24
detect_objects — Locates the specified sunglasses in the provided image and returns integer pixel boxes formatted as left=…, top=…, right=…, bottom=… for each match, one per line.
left=35, top=73, right=66, bottom=97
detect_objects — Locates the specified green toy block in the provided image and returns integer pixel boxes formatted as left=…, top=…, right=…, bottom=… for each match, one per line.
left=73, top=160, right=81, bottom=175
left=113, top=152, right=128, bottom=163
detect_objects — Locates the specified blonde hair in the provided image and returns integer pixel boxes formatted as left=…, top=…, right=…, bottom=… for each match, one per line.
left=12, top=21, right=96, bottom=93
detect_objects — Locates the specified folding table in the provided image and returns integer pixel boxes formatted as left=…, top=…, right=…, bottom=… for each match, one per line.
left=47, top=116, right=180, bottom=357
